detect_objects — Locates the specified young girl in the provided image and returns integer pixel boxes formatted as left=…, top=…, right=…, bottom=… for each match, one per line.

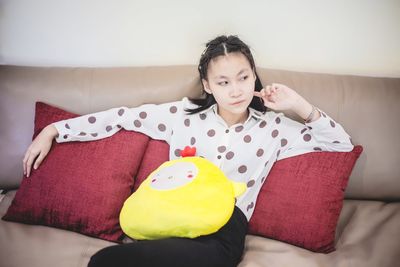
left=23, top=35, right=353, bottom=267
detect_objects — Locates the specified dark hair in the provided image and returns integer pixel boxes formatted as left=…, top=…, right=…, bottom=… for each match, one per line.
left=185, top=35, right=266, bottom=114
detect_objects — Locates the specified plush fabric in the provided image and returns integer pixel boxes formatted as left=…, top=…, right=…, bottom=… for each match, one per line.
left=121, top=156, right=246, bottom=240
left=248, top=145, right=363, bottom=253
left=2, top=102, right=149, bottom=242
left=134, top=140, right=362, bottom=252
left=133, top=139, right=170, bottom=192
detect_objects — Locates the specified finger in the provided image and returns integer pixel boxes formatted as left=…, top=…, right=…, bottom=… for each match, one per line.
left=261, top=87, right=267, bottom=97
left=262, top=98, right=278, bottom=110
left=23, top=151, right=29, bottom=176
left=26, top=151, right=39, bottom=178
left=265, top=85, right=272, bottom=96
left=34, top=151, right=47, bottom=170
left=253, top=91, right=262, bottom=98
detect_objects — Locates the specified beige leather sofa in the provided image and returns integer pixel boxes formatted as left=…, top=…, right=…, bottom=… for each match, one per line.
left=0, top=65, right=399, bottom=267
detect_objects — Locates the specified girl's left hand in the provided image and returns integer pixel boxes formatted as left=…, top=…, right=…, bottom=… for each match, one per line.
left=254, top=83, right=302, bottom=111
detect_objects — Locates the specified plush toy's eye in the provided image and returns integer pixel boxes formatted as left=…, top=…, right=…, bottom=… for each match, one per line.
left=152, top=179, right=157, bottom=183
left=187, top=174, right=194, bottom=179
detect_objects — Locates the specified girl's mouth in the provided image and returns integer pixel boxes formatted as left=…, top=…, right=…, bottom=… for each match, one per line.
left=231, top=100, right=245, bottom=105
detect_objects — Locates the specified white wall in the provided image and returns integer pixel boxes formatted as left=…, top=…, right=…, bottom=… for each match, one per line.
left=1, top=0, right=399, bottom=77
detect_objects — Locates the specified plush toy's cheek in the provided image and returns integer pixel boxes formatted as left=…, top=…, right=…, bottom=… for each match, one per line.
left=150, top=162, right=198, bottom=190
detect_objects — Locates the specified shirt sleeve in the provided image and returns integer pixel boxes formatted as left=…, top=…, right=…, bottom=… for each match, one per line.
left=276, top=107, right=354, bottom=160
left=53, top=99, right=185, bottom=144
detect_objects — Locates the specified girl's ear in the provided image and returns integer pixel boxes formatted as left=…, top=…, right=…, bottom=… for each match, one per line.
left=202, top=79, right=212, bottom=94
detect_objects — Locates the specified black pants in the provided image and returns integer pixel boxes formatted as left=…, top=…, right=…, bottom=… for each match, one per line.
left=88, top=206, right=248, bottom=267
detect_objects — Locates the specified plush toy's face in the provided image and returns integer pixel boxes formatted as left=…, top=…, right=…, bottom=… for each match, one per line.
left=150, top=162, right=199, bottom=190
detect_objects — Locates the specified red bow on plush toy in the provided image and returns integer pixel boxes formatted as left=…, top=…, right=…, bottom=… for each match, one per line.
left=180, top=146, right=196, bottom=157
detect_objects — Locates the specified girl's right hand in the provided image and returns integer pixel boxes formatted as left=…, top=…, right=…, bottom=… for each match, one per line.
left=23, top=124, right=59, bottom=177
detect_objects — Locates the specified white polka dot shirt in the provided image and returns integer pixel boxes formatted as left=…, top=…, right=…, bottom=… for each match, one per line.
left=53, top=97, right=354, bottom=221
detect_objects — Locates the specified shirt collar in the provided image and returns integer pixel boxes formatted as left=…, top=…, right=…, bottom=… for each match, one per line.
left=200, top=103, right=267, bottom=125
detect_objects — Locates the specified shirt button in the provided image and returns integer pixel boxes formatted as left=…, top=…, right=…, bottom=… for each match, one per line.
left=217, top=155, right=222, bottom=159
left=225, top=129, right=229, bottom=133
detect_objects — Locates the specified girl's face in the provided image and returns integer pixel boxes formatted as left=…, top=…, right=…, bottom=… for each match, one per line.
left=202, top=52, right=256, bottom=126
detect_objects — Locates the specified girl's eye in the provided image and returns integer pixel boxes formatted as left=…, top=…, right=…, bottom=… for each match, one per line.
left=218, top=81, right=228, bottom=86
left=240, top=76, right=248, bottom=81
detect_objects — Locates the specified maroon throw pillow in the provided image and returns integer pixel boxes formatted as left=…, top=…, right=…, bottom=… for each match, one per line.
left=3, top=102, right=149, bottom=242
left=248, top=145, right=363, bottom=253
left=135, top=140, right=362, bottom=253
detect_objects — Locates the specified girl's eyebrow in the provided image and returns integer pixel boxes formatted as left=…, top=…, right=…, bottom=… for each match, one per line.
left=213, top=68, right=250, bottom=79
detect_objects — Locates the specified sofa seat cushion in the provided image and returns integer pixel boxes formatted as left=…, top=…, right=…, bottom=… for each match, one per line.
left=2, top=190, right=399, bottom=267
left=239, top=200, right=400, bottom=267
left=0, top=190, right=115, bottom=267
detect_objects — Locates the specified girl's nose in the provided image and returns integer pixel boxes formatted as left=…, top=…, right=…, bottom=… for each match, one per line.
left=229, top=83, right=242, bottom=97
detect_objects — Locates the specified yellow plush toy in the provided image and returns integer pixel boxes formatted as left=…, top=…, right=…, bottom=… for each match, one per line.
left=119, top=147, right=246, bottom=240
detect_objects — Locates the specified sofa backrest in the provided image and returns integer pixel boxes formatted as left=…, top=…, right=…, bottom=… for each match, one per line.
left=0, top=65, right=399, bottom=201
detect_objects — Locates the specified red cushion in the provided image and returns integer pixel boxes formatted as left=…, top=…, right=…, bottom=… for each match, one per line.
left=248, top=145, right=363, bottom=253
left=134, top=140, right=362, bottom=253
left=3, top=102, right=149, bottom=242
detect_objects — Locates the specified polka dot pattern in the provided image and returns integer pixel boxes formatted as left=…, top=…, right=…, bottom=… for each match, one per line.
left=54, top=98, right=352, bottom=220
left=226, top=151, right=234, bottom=160
left=243, top=135, right=252, bottom=143
left=235, top=126, right=244, bottom=132
left=259, top=121, right=267, bottom=128
left=158, top=124, right=166, bottom=132
left=184, top=119, right=190, bottom=127
left=218, top=146, right=226, bottom=153
left=271, top=129, right=279, bottom=138
left=139, top=112, right=147, bottom=119
left=281, top=138, right=288, bottom=147
left=247, top=202, right=254, bottom=211
left=190, top=137, right=196, bottom=145
left=238, top=165, right=247, bottom=173
left=247, top=180, right=255, bottom=187
left=88, top=116, right=96, bottom=124
left=303, top=134, right=312, bottom=142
